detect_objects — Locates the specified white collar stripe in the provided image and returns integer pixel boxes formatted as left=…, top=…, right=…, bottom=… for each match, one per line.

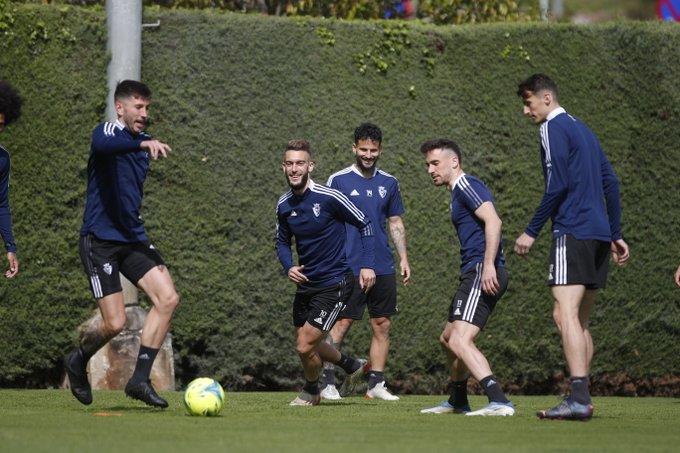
left=312, top=185, right=366, bottom=221
left=327, top=166, right=353, bottom=185
left=459, top=176, right=484, bottom=207
left=546, top=107, right=566, bottom=122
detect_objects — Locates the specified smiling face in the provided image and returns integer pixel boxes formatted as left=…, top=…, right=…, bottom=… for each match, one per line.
left=353, top=138, right=381, bottom=173
left=424, top=148, right=459, bottom=187
left=115, top=95, right=150, bottom=134
left=282, top=150, right=314, bottom=191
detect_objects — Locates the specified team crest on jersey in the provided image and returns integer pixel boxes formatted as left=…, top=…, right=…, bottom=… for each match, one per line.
left=102, top=263, right=113, bottom=275
left=313, top=203, right=321, bottom=217
left=379, top=186, right=387, bottom=198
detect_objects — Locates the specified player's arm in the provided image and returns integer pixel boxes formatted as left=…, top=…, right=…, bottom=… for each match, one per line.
left=474, top=202, right=502, bottom=295
left=331, top=192, right=376, bottom=292
left=674, top=264, right=680, bottom=288
left=515, top=123, right=569, bottom=257
left=91, top=124, right=171, bottom=159
left=275, top=207, right=307, bottom=284
left=0, top=159, right=17, bottom=278
left=598, top=143, right=629, bottom=266
left=387, top=181, right=410, bottom=284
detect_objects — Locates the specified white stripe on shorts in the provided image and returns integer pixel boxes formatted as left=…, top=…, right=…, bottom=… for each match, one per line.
left=556, top=235, right=567, bottom=284
left=323, top=300, right=344, bottom=331
left=462, top=263, right=483, bottom=322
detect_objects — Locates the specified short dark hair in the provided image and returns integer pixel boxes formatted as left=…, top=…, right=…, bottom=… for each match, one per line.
left=114, top=80, right=151, bottom=101
left=517, top=73, right=558, bottom=99
left=354, top=122, right=382, bottom=145
left=420, top=138, right=461, bottom=162
left=0, top=80, right=23, bottom=126
left=284, top=139, right=313, bottom=159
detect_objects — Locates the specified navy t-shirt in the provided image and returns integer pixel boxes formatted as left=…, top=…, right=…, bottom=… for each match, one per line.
left=450, top=173, right=505, bottom=273
left=327, top=165, right=404, bottom=276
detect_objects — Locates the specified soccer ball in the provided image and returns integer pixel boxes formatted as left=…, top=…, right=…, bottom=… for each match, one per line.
left=183, top=377, right=225, bottom=416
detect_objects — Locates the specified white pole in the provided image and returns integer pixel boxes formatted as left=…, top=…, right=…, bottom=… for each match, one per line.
left=106, top=0, right=142, bottom=305
left=540, top=0, right=549, bottom=21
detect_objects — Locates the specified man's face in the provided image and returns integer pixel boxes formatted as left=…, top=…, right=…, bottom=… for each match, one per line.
left=425, top=148, right=457, bottom=187
left=282, top=150, right=314, bottom=191
left=0, top=113, right=5, bottom=133
left=353, top=139, right=382, bottom=172
left=115, top=95, right=150, bottom=134
left=522, top=90, right=553, bottom=124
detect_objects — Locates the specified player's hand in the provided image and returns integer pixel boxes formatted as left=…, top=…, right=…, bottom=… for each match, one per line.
left=674, top=265, right=680, bottom=288
left=610, top=239, right=630, bottom=266
left=5, top=252, right=18, bottom=278
left=481, top=263, right=499, bottom=295
left=140, top=140, right=172, bottom=160
left=287, top=265, right=309, bottom=284
left=400, top=259, right=411, bottom=286
left=359, top=268, right=376, bottom=293
left=514, top=233, right=535, bottom=258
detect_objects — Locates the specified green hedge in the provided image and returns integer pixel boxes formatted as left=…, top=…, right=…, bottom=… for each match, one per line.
left=0, top=4, right=678, bottom=394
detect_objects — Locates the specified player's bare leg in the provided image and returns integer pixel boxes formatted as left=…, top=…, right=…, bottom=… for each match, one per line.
left=365, top=316, right=398, bottom=400
left=538, top=284, right=593, bottom=420
left=64, top=293, right=126, bottom=405
left=581, top=290, right=597, bottom=373
left=124, top=265, right=179, bottom=408
left=446, top=321, right=513, bottom=416
left=321, top=318, right=353, bottom=399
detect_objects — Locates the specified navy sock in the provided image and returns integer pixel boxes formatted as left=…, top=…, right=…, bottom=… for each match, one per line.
left=368, top=370, right=385, bottom=389
left=447, top=379, right=469, bottom=408
left=480, top=375, right=510, bottom=404
left=129, top=345, right=159, bottom=385
left=322, top=368, right=336, bottom=387
left=336, top=353, right=360, bottom=374
left=303, top=379, right=320, bottom=395
left=570, top=376, right=591, bottom=405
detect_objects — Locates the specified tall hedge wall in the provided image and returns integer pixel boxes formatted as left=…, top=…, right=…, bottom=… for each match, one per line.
left=0, top=4, right=678, bottom=394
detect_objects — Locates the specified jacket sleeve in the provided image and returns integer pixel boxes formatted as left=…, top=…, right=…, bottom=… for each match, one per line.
left=525, top=122, right=570, bottom=238
left=598, top=141, right=623, bottom=241
left=275, top=207, right=294, bottom=274
left=91, top=123, right=145, bottom=155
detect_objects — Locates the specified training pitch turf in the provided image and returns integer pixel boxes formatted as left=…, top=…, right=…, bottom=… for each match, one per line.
left=0, top=390, right=677, bottom=452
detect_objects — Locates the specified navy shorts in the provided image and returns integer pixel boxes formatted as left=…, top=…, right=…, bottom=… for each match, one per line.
left=339, top=274, right=398, bottom=320
left=79, top=234, right=165, bottom=299
left=449, top=263, right=508, bottom=329
left=293, top=272, right=354, bottom=332
left=548, top=234, right=609, bottom=289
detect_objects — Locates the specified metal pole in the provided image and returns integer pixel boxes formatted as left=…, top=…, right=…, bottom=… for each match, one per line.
left=106, top=0, right=142, bottom=305
left=540, top=0, right=549, bottom=21
left=552, top=0, right=564, bottom=19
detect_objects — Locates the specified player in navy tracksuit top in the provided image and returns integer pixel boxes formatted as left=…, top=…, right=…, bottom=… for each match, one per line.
left=515, top=74, right=630, bottom=420
left=0, top=80, right=22, bottom=279
left=322, top=123, right=410, bottom=401
left=419, top=139, right=515, bottom=417
left=65, top=80, right=178, bottom=409
left=276, top=139, right=375, bottom=406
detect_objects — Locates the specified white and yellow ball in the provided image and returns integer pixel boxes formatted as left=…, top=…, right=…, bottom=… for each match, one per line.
left=183, top=378, right=225, bottom=416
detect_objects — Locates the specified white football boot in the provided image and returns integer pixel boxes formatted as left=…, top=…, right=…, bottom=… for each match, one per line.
left=365, top=381, right=400, bottom=401
left=320, top=384, right=342, bottom=400
left=465, top=401, right=515, bottom=416
left=289, top=390, right=321, bottom=406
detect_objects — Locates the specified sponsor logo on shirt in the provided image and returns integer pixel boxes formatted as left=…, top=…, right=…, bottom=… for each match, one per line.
left=290, top=211, right=298, bottom=217
left=350, top=189, right=360, bottom=196
left=366, top=189, right=373, bottom=197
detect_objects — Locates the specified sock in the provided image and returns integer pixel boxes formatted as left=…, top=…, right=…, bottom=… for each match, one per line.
left=336, top=353, right=360, bottom=374
left=368, top=370, right=385, bottom=389
left=322, top=367, right=336, bottom=387
left=569, top=376, right=591, bottom=405
left=303, top=379, right=320, bottom=395
left=128, top=345, right=159, bottom=385
left=480, top=375, right=510, bottom=404
left=78, top=346, right=93, bottom=364
left=447, top=379, right=469, bottom=408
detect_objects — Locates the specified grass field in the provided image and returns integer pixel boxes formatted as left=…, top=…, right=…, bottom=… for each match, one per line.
left=0, top=391, right=677, bottom=452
